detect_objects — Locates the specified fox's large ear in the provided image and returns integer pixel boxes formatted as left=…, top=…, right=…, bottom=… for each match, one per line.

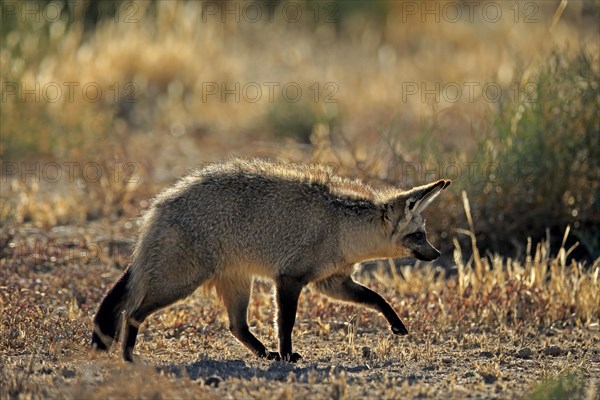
left=405, top=179, right=451, bottom=214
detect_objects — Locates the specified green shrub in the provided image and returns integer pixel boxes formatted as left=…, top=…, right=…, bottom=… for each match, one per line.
left=468, top=50, right=600, bottom=258
left=527, top=369, right=588, bottom=400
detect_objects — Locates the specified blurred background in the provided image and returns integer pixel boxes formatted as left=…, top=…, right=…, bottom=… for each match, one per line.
left=1, top=0, right=599, bottom=262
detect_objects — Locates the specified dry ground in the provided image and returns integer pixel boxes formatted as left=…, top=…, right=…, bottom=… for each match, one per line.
left=1, top=219, right=598, bottom=399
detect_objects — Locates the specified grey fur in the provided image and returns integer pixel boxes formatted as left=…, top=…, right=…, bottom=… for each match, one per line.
left=91, top=158, right=451, bottom=362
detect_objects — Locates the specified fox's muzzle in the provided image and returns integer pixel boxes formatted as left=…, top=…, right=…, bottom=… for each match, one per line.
left=412, top=246, right=440, bottom=261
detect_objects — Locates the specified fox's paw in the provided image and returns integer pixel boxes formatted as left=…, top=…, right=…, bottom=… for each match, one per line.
left=265, top=351, right=281, bottom=361
left=391, top=324, right=408, bottom=335
left=283, top=352, right=302, bottom=363
left=264, top=352, right=302, bottom=362
left=91, top=331, right=112, bottom=351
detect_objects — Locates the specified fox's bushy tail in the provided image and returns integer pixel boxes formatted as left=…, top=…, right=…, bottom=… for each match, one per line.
left=91, top=270, right=131, bottom=351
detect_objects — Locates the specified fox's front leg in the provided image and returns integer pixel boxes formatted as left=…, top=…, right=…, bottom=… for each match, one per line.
left=314, top=274, right=408, bottom=335
left=274, top=276, right=304, bottom=362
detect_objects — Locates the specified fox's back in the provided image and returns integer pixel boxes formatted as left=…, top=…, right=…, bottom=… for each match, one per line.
left=141, top=159, right=368, bottom=275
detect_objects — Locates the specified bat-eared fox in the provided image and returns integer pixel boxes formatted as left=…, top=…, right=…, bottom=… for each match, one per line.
left=91, top=158, right=451, bottom=362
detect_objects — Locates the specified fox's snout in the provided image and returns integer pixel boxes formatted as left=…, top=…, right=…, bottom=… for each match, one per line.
left=412, top=240, right=441, bottom=261
left=397, top=231, right=442, bottom=262
left=412, top=246, right=440, bottom=261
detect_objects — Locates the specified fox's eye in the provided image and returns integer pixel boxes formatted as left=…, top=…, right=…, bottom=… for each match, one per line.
left=408, top=232, right=424, bottom=241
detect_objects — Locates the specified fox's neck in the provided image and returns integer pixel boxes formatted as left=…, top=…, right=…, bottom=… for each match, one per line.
left=338, top=209, right=391, bottom=263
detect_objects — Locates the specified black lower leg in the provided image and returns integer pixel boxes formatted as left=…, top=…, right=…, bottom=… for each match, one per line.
left=316, top=276, right=408, bottom=335
left=230, top=324, right=278, bottom=359
left=123, top=316, right=143, bottom=362
left=342, top=279, right=408, bottom=335
left=276, top=278, right=303, bottom=362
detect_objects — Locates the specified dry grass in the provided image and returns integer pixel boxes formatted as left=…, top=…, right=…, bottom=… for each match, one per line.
left=2, top=0, right=595, bottom=157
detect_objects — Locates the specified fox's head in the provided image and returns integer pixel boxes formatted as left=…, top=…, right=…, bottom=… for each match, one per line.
left=384, top=179, right=452, bottom=261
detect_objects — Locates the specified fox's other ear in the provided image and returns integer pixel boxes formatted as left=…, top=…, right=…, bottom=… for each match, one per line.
left=405, top=179, right=451, bottom=214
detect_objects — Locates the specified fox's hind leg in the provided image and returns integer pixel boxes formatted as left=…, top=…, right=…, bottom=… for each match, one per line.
left=122, top=287, right=199, bottom=362
left=314, top=274, right=408, bottom=335
left=121, top=303, right=152, bottom=362
left=122, top=270, right=212, bottom=362
left=218, top=277, right=279, bottom=360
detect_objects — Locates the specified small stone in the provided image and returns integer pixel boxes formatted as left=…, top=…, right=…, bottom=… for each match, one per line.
left=482, top=373, right=498, bottom=384
left=442, top=357, right=453, bottom=364
left=542, top=346, right=563, bottom=356
left=516, top=348, right=533, bottom=359
left=361, top=346, right=372, bottom=359
left=61, top=368, right=76, bottom=378
left=204, top=376, right=221, bottom=387
left=480, top=351, right=494, bottom=358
